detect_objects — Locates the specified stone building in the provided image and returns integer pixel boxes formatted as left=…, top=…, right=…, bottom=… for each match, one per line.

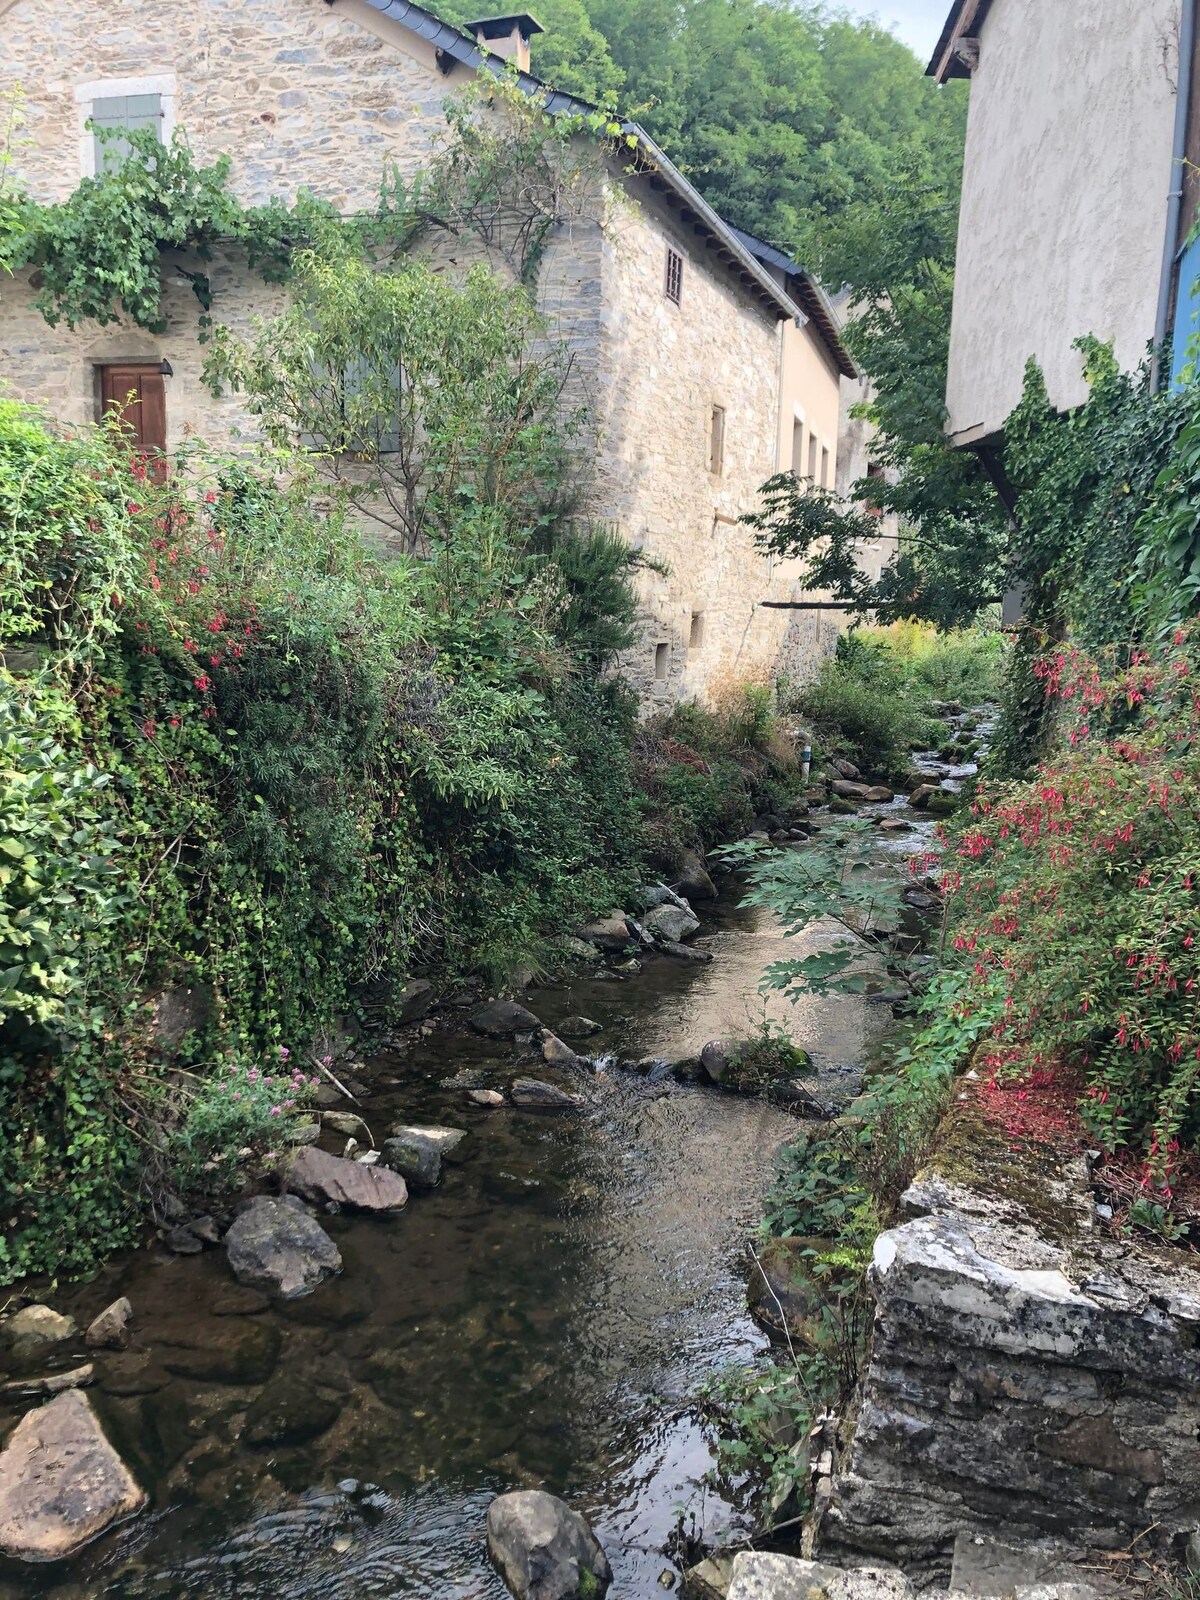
left=0, top=0, right=856, bottom=705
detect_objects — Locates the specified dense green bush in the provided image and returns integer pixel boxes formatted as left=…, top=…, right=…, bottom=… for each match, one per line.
left=0, top=393, right=642, bottom=1279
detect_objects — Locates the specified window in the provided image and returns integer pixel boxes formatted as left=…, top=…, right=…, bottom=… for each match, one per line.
left=664, top=247, right=683, bottom=305
left=790, top=417, right=805, bottom=476
left=75, top=76, right=175, bottom=178
left=689, top=611, right=705, bottom=650
left=820, top=445, right=830, bottom=488
left=865, top=459, right=886, bottom=518
left=654, top=642, right=670, bottom=681
left=708, top=405, right=726, bottom=476
left=99, top=363, right=168, bottom=476
left=807, top=432, right=819, bottom=484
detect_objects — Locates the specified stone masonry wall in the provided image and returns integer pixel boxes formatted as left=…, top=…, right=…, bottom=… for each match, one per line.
left=0, top=0, right=822, bottom=702
left=594, top=177, right=815, bottom=705
left=823, top=1106, right=1200, bottom=1580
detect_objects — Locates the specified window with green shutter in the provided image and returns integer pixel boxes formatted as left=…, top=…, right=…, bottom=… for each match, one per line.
left=90, top=94, right=163, bottom=174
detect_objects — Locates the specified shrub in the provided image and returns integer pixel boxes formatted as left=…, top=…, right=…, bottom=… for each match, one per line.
left=168, top=1049, right=318, bottom=1194
left=945, top=625, right=1200, bottom=1167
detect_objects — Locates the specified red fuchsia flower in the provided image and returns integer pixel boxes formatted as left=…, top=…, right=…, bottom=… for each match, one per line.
left=127, top=502, right=143, bottom=514
left=204, top=490, right=217, bottom=503
left=141, top=717, right=156, bottom=738
left=193, top=674, right=211, bottom=692
left=168, top=716, right=180, bottom=728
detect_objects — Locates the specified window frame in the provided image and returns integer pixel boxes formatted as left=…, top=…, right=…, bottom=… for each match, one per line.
left=708, top=403, right=726, bottom=477
left=664, top=246, right=683, bottom=306
left=75, top=75, right=176, bottom=178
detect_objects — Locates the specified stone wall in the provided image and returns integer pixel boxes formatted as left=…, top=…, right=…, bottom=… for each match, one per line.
left=0, top=0, right=836, bottom=703
left=595, top=179, right=817, bottom=704
left=823, top=1105, right=1200, bottom=1581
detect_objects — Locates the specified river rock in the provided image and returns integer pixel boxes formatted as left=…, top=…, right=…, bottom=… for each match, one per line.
left=728, top=1554, right=912, bottom=1600
left=642, top=902, right=700, bottom=943
left=224, top=1195, right=342, bottom=1299
left=0, top=1389, right=147, bottom=1562
left=908, top=783, right=938, bottom=808
left=1, top=1364, right=94, bottom=1403
left=831, top=758, right=862, bottom=780
left=322, top=1110, right=370, bottom=1139
left=555, top=935, right=602, bottom=962
left=471, top=998, right=543, bottom=1037
left=468, top=1088, right=506, bottom=1106
left=699, top=1039, right=733, bottom=1084
left=577, top=914, right=633, bottom=951
left=557, top=1016, right=602, bottom=1040
left=831, top=780, right=871, bottom=800
left=86, top=1298, right=132, bottom=1351
left=747, top=1237, right=828, bottom=1347
left=486, top=1489, right=612, bottom=1600
left=286, top=1146, right=408, bottom=1212
left=396, top=977, right=435, bottom=1022
left=511, top=1078, right=579, bottom=1110
left=390, top=1124, right=469, bottom=1161
left=161, top=1321, right=280, bottom=1385
left=878, top=817, right=914, bottom=833
left=925, top=789, right=959, bottom=815
left=661, top=939, right=713, bottom=962
left=3, top=1305, right=77, bottom=1364
left=380, top=1131, right=442, bottom=1189
left=243, top=1373, right=340, bottom=1448
left=164, top=1223, right=205, bottom=1254
left=683, top=1551, right=737, bottom=1600
left=637, top=883, right=692, bottom=912
left=863, top=786, right=895, bottom=803
left=674, top=849, right=718, bottom=902
left=541, top=1031, right=584, bottom=1069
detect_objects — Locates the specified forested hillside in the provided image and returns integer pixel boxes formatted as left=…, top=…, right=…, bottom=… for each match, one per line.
left=438, top=0, right=968, bottom=257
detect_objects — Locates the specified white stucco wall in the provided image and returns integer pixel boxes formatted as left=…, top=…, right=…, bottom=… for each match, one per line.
left=945, top=0, right=1180, bottom=444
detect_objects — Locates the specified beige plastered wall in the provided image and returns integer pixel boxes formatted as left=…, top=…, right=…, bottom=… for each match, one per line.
left=945, top=0, right=1180, bottom=445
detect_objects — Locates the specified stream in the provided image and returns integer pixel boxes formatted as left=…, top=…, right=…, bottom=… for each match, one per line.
left=0, top=770, right=967, bottom=1600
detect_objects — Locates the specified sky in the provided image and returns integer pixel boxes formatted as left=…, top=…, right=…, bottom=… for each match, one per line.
left=838, top=0, right=948, bottom=62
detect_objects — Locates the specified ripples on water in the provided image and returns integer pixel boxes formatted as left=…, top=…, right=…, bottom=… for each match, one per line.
left=3, top=845, right=921, bottom=1600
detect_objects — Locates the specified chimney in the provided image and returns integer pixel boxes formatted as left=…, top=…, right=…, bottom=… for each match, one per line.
left=465, top=13, right=544, bottom=73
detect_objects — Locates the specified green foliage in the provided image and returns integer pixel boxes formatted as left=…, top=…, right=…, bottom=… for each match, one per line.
left=633, top=688, right=798, bottom=871
left=0, top=374, right=642, bottom=1278
left=4, top=126, right=335, bottom=336
left=722, top=1019, right=813, bottom=1095
left=945, top=626, right=1200, bottom=1162
left=784, top=660, right=934, bottom=783
left=169, top=1051, right=317, bottom=1194
left=697, top=1355, right=829, bottom=1526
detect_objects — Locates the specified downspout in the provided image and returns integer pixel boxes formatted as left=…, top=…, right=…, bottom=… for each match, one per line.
left=1152, top=0, right=1198, bottom=392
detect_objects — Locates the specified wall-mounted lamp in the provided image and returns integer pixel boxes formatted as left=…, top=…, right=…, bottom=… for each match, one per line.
left=159, top=359, right=174, bottom=378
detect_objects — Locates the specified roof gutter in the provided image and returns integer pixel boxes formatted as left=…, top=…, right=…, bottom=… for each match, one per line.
left=1152, top=0, right=1197, bottom=392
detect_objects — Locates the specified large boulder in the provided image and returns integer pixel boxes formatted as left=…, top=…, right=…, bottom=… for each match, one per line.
left=908, top=783, right=937, bottom=809
left=863, top=786, right=895, bottom=803
left=486, top=1489, right=612, bottom=1600
left=85, top=1298, right=132, bottom=1351
left=642, top=902, right=700, bottom=943
left=511, top=1078, right=580, bottom=1110
left=380, top=1131, right=442, bottom=1189
left=470, top=998, right=543, bottom=1037
left=728, top=1554, right=912, bottom=1600
left=223, top=1195, right=342, bottom=1300
left=576, top=914, right=633, bottom=952
left=243, top=1373, right=340, bottom=1448
left=395, top=977, right=436, bottom=1022
left=286, top=1146, right=409, bottom=1213
left=3, top=1305, right=76, bottom=1365
left=831, top=780, right=871, bottom=801
left=674, top=849, right=718, bottom=902
left=0, top=1389, right=146, bottom=1562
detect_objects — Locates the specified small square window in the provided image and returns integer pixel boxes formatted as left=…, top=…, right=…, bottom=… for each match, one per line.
left=654, top=642, right=670, bottom=681
left=90, top=93, right=163, bottom=174
left=664, top=247, right=683, bottom=305
left=807, top=432, right=819, bottom=485
left=821, top=445, right=830, bottom=488
left=709, top=405, right=725, bottom=477
left=791, top=417, right=805, bottom=476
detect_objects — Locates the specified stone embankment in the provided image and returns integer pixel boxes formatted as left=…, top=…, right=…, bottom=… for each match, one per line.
left=819, top=1099, right=1200, bottom=1583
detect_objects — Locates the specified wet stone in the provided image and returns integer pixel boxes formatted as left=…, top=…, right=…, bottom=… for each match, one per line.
left=469, top=1088, right=506, bottom=1107
left=87, top=1297, right=133, bottom=1351
left=470, top=998, right=543, bottom=1038
left=243, top=1373, right=340, bottom=1448
left=511, top=1078, right=580, bottom=1110
left=557, top=1016, right=602, bottom=1041
left=390, top=1123, right=470, bottom=1161
left=161, top=1321, right=281, bottom=1385
left=223, top=1196, right=342, bottom=1300
left=541, top=1030, right=584, bottom=1069
left=0, top=1389, right=147, bottom=1562
left=286, top=1146, right=409, bottom=1213
left=3, top=1304, right=77, bottom=1365
left=380, top=1131, right=442, bottom=1189
left=487, top=1489, right=612, bottom=1600
left=211, top=1286, right=271, bottom=1317
left=97, top=1353, right=173, bottom=1397
left=1, top=1363, right=94, bottom=1402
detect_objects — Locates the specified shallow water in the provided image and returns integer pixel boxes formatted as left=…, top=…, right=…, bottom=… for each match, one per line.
left=0, top=832, right=925, bottom=1600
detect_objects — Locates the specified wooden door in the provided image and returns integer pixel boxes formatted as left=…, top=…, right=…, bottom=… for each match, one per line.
left=100, top=364, right=167, bottom=474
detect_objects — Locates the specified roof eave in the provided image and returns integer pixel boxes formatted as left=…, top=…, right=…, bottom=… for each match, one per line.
left=927, top=0, right=992, bottom=82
